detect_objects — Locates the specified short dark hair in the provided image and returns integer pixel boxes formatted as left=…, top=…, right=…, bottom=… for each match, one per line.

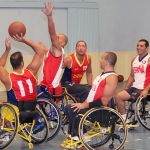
left=10, top=51, right=23, bottom=69
left=76, top=40, right=87, bottom=47
left=139, top=39, right=149, bottom=47
left=105, top=52, right=117, bottom=66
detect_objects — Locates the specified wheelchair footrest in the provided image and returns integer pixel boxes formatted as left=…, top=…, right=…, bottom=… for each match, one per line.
left=117, top=123, right=139, bottom=128
left=61, top=136, right=83, bottom=149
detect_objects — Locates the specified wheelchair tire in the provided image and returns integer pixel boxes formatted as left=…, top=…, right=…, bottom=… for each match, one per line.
left=0, top=103, right=19, bottom=150
left=37, top=98, right=62, bottom=141
left=136, top=95, right=150, bottom=131
left=59, top=92, right=78, bottom=135
left=79, top=107, right=127, bottom=150
left=22, top=105, right=49, bottom=144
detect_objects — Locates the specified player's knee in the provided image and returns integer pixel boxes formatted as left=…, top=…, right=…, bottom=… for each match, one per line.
left=84, top=87, right=91, bottom=94
left=64, top=104, right=71, bottom=114
left=114, top=92, right=122, bottom=102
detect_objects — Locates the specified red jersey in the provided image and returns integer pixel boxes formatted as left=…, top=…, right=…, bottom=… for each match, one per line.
left=40, top=48, right=64, bottom=94
left=70, top=53, right=89, bottom=83
left=9, top=69, right=37, bottom=101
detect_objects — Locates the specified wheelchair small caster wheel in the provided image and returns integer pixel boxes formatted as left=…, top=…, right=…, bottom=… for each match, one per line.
left=28, top=143, right=33, bottom=149
left=129, top=127, right=134, bottom=130
left=109, top=143, right=114, bottom=149
left=118, top=127, right=124, bottom=132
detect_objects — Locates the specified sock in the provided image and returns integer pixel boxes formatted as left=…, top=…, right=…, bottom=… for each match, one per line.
left=121, top=114, right=130, bottom=123
left=121, top=114, right=127, bottom=121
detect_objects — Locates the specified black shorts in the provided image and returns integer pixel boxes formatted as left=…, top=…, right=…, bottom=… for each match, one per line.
left=125, top=87, right=143, bottom=99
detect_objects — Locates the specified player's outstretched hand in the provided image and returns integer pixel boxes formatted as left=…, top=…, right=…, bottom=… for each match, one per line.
left=41, top=2, right=54, bottom=16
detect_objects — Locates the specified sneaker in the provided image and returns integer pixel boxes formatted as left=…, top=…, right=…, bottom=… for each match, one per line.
left=0, top=132, right=11, bottom=142
left=33, top=122, right=45, bottom=134
left=145, top=105, right=150, bottom=112
left=69, top=135, right=79, bottom=141
left=68, top=134, right=79, bottom=140
left=117, top=118, right=131, bottom=132
left=49, top=121, right=57, bottom=129
left=83, top=133, right=91, bottom=142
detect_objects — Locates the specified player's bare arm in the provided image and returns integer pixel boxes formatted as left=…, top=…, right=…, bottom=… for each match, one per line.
left=62, top=56, right=72, bottom=69
left=86, top=55, right=92, bottom=85
left=140, top=57, right=150, bottom=97
left=0, top=37, right=11, bottom=66
left=125, top=58, right=135, bottom=89
left=101, top=75, right=118, bottom=106
left=14, top=34, right=45, bottom=76
left=0, top=66, right=11, bottom=90
left=148, top=57, right=150, bottom=65
left=140, top=85, right=150, bottom=98
left=41, top=2, right=62, bottom=57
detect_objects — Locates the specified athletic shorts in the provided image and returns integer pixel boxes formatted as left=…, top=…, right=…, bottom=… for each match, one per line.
left=125, top=87, right=143, bottom=100
left=37, top=84, right=63, bottom=103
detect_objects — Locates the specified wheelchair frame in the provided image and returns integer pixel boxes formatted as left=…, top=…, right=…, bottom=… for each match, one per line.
left=0, top=102, right=49, bottom=149
left=37, top=86, right=79, bottom=141
left=119, top=93, right=150, bottom=131
left=135, top=93, right=150, bottom=130
left=61, top=106, right=128, bottom=150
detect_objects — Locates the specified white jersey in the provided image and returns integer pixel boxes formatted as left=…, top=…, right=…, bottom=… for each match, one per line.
left=87, top=72, right=116, bottom=103
left=132, top=54, right=150, bottom=89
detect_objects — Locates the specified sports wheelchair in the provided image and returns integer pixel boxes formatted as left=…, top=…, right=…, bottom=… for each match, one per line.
left=0, top=100, right=49, bottom=150
left=37, top=85, right=79, bottom=141
left=135, top=93, right=150, bottom=130
left=118, top=93, right=150, bottom=131
left=61, top=99, right=128, bottom=150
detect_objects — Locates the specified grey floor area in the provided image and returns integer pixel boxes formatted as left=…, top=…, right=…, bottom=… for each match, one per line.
left=1, top=81, right=150, bottom=150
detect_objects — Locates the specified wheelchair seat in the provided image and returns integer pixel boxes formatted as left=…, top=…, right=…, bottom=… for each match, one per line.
left=18, top=100, right=38, bottom=124
left=19, top=111, right=39, bottom=124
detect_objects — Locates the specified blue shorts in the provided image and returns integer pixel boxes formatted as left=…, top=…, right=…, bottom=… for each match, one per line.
left=37, top=85, right=52, bottom=99
left=125, top=87, right=143, bottom=99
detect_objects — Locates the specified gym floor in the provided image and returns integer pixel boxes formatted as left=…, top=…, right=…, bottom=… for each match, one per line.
left=1, top=81, right=150, bottom=150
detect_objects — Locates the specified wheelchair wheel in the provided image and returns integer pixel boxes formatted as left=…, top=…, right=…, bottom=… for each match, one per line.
left=59, top=92, right=78, bottom=135
left=23, top=105, right=49, bottom=144
left=79, top=107, right=127, bottom=150
left=124, top=100, right=138, bottom=125
left=136, top=95, right=150, bottom=130
left=0, top=103, right=19, bottom=150
left=37, top=98, right=62, bottom=141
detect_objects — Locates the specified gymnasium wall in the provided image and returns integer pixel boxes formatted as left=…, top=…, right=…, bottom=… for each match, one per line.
left=0, top=0, right=150, bottom=91
left=0, top=1, right=99, bottom=91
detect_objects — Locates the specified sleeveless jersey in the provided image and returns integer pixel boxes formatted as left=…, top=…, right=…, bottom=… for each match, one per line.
left=7, top=69, right=37, bottom=102
left=61, top=52, right=89, bottom=84
left=87, top=72, right=116, bottom=103
left=132, top=54, right=150, bottom=89
left=40, top=48, right=64, bottom=93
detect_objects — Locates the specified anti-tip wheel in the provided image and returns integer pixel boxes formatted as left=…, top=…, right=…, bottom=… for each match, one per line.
left=28, top=143, right=34, bottom=149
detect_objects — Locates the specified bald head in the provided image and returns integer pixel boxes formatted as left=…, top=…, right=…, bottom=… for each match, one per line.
left=57, top=33, right=68, bottom=47
left=104, top=52, right=117, bottom=66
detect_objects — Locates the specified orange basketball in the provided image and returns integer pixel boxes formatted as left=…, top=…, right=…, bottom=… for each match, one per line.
left=8, top=21, right=26, bottom=37
left=118, top=75, right=124, bottom=82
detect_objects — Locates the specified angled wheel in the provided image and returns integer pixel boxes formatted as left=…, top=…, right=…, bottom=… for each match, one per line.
left=58, top=92, right=78, bottom=135
left=22, top=105, right=49, bottom=144
left=79, top=107, right=127, bottom=150
left=136, top=94, right=150, bottom=130
left=37, top=98, right=62, bottom=141
left=0, top=103, right=19, bottom=149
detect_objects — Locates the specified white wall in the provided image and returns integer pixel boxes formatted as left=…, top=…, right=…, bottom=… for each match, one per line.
left=0, top=8, right=67, bottom=55
left=1, top=0, right=150, bottom=51
left=0, top=1, right=99, bottom=91
left=0, top=0, right=150, bottom=91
